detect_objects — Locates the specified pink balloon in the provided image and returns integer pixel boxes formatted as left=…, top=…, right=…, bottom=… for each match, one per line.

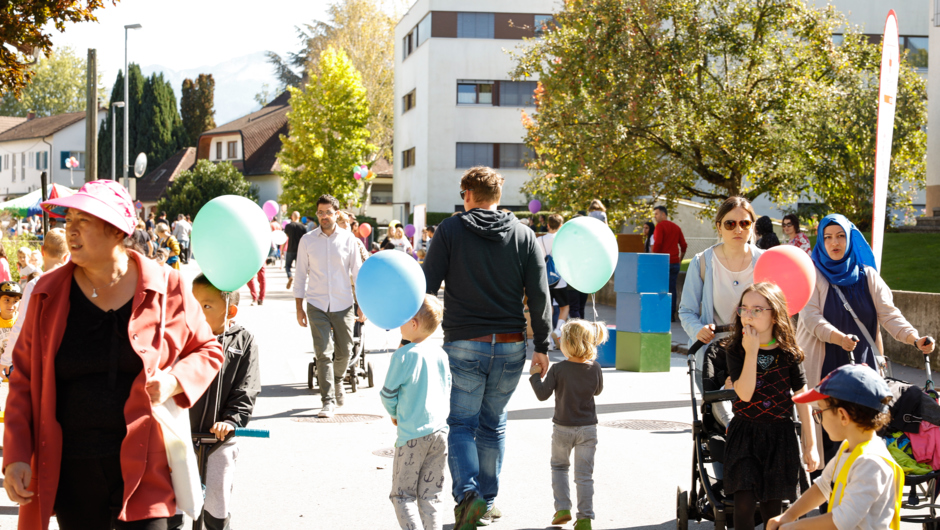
left=754, top=245, right=817, bottom=316
left=282, top=220, right=289, bottom=229
left=262, top=200, right=278, bottom=220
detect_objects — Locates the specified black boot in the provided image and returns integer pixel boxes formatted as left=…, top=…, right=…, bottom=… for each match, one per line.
left=204, top=511, right=232, bottom=530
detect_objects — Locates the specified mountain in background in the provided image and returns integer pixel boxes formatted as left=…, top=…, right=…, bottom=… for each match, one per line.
left=141, top=51, right=280, bottom=128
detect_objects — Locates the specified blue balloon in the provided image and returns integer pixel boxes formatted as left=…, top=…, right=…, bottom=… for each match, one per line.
left=301, top=216, right=308, bottom=224
left=355, top=251, right=427, bottom=330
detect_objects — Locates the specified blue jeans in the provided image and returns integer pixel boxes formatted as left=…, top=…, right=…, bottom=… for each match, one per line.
left=669, top=262, right=680, bottom=321
left=285, top=252, right=297, bottom=279
left=444, top=339, right=527, bottom=507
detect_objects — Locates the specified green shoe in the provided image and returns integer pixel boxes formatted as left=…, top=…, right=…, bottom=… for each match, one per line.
left=574, top=518, right=592, bottom=530
left=454, top=492, right=487, bottom=530
left=552, top=510, right=572, bottom=525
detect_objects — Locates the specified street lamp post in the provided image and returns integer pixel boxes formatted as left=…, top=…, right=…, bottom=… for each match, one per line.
left=111, top=102, right=124, bottom=180
left=124, top=23, right=142, bottom=197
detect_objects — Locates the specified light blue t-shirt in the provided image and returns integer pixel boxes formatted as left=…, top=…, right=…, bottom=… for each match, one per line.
left=380, top=342, right=451, bottom=447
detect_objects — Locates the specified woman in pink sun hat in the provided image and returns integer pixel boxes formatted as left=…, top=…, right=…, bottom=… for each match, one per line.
left=2, top=180, right=224, bottom=530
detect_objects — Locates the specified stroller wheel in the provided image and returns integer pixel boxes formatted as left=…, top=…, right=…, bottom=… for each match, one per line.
left=367, top=362, right=375, bottom=388
left=307, top=362, right=315, bottom=390
left=676, top=487, right=689, bottom=530
left=350, top=368, right=358, bottom=392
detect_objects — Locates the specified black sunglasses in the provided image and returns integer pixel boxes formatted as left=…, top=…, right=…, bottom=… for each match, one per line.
left=782, top=222, right=793, bottom=227
left=812, top=406, right=834, bottom=425
left=722, top=219, right=753, bottom=231
left=460, top=189, right=473, bottom=199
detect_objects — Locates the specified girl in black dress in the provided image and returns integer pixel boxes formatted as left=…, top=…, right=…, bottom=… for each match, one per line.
left=723, top=282, right=818, bottom=530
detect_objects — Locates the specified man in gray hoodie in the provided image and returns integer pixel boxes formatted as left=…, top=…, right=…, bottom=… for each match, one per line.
left=423, top=166, right=552, bottom=529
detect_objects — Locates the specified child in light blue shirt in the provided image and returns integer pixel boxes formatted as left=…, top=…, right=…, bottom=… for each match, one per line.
left=381, top=294, right=451, bottom=530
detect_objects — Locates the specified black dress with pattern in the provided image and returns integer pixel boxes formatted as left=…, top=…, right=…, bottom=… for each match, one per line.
left=724, top=346, right=806, bottom=501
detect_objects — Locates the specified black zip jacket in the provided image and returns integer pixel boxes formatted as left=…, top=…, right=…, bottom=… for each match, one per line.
left=422, top=208, right=551, bottom=353
left=188, top=323, right=261, bottom=433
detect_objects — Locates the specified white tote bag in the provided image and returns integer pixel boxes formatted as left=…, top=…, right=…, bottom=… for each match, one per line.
left=151, top=268, right=203, bottom=519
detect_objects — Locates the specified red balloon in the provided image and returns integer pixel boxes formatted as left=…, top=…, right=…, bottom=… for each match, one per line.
left=754, top=245, right=817, bottom=316
left=359, top=222, right=372, bottom=238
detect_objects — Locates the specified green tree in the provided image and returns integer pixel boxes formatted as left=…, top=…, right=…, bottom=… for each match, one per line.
left=268, top=0, right=402, bottom=213
left=512, top=0, right=924, bottom=224
left=797, top=38, right=927, bottom=228
left=97, top=64, right=144, bottom=180
left=0, top=0, right=115, bottom=98
left=278, top=46, right=374, bottom=215
left=0, top=46, right=104, bottom=117
left=137, top=72, right=184, bottom=170
left=157, top=159, right=258, bottom=220
left=180, top=74, right=216, bottom=146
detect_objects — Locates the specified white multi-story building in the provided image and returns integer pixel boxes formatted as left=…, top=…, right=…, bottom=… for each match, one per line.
left=394, top=0, right=559, bottom=218
left=0, top=110, right=105, bottom=199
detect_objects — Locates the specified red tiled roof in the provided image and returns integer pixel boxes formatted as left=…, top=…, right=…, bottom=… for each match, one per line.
left=0, top=111, right=85, bottom=142
left=0, top=117, right=27, bottom=135
left=137, top=147, right=197, bottom=202
left=197, top=92, right=290, bottom=176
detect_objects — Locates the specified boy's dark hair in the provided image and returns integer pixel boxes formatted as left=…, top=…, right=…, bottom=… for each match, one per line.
left=654, top=205, right=668, bottom=216
left=193, top=274, right=240, bottom=307
left=825, top=396, right=892, bottom=431
left=783, top=213, right=801, bottom=233
left=427, top=225, right=436, bottom=235
left=547, top=213, right=564, bottom=231
left=317, top=194, right=340, bottom=210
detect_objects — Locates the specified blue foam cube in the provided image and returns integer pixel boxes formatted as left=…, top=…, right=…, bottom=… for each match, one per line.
left=616, top=292, right=672, bottom=333
left=614, top=253, right=669, bottom=294
left=596, top=325, right=617, bottom=368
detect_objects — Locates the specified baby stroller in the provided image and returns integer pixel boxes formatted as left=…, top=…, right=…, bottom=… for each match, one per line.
left=677, top=325, right=807, bottom=530
left=307, top=309, right=375, bottom=393
left=874, top=336, right=940, bottom=529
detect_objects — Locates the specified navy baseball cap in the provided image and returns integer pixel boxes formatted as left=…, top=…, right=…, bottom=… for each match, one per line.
left=793, top=364, right=891, bottom=413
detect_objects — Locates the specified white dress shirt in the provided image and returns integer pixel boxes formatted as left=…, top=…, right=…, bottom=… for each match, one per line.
left=293, top=227, right=362, bottom=313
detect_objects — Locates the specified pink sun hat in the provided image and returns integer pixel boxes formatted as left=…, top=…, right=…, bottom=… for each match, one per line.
left=41, top=180, right=137, bottom=236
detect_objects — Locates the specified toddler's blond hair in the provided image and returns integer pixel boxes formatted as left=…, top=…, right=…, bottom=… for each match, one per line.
left=560, top=319, right=609, bottom=360
left=414, top=294, right=443, bottom=335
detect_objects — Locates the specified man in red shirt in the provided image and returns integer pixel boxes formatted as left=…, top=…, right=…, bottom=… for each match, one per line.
left=652, top=205, right=687, bottom=322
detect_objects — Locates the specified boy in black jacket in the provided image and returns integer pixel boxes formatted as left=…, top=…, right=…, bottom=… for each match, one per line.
left=170, top=274, right=261, bottom=530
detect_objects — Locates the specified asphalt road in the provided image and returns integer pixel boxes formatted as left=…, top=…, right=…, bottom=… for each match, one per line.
left=0, top=261, right=931, bottom=529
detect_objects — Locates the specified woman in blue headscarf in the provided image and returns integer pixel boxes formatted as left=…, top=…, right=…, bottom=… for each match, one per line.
left=797, top=214, right=933, bottom=463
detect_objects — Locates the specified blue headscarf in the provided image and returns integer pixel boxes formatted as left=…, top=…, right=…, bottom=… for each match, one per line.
left=811, top=214, right=877, bottom=286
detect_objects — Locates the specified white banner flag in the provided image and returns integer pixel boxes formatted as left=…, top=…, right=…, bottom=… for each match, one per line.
left=871, top=11, right=900, bottom=270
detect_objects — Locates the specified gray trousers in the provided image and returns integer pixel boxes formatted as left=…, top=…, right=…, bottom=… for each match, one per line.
left=390, top=430, right=448, bottom=530
left=551, top=424, right=597, bottom=521
left=205, top=440, right=238, bottom=520
left=306, top=303, right=355, bottom=404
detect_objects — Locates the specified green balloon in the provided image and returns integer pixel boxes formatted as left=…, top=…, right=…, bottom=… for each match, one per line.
left=553, top=217, right=619, bottom=293
left=191, top=196, right=271, bottom=291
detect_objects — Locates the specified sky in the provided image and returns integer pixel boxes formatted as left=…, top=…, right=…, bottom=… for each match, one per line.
left=48, top=0, right=333, bottom=85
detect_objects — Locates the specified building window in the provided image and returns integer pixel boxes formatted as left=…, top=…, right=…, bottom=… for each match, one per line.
left=61, top=151, right=85, bottom=171
left=416, top=13, right=432, bottom=47
left=11, top=153, right=15, bottom=182
left=21, top=153, right=25, bottom=180
left=402, top=147, right=416, bottom=168
left=457, top=82, right=493, bottom=105
left=904, top=36, right=928, bottom=68
left=216, top=141, right=222, bottom=160
left=457, top=13, right=495, bottom=39
left=403, top=31, right=414, bottom=60
left=43, top=151, right=47, bottom=170
left=456, top=143, right=494, bottom=168
left=403, top=90, right=416, bottom=113
left=227, top=141, right=238, bottom=159
left=534, top=15, right=555, bottom=37
left=371, top=183, right=393, bottom=205
left=2, top=154, right=6, bottom=171
left=498, top=143, right=534, bottom=168
left=498, top=81, right=537, bottom=106
left=35, top=152, right=41, bottom=170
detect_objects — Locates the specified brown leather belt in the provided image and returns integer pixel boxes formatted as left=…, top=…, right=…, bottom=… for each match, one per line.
left=468, top=333, right=525, bottom=343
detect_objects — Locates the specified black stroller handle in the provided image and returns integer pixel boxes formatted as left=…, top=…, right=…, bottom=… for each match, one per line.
left=688, top=324, right=734, bottom=358
left=702, top=388, right=738, bottom=404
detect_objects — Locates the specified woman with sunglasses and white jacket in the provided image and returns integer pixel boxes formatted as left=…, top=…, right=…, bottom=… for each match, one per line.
left=679, top=196, right=765, bottom=388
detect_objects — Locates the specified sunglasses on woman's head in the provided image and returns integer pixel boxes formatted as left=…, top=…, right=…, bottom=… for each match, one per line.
left=722, top=219, right=752, bottom=231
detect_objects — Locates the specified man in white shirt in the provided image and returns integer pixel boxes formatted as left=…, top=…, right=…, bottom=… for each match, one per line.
left=293, top=194, right=365, bottom=418
left=172, top=214, right=192, bottom=264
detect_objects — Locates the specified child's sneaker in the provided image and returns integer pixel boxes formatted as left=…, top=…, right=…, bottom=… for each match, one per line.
left=573, top=519, right=592, bottom=530
left=552, top=510, right=572, bottom=525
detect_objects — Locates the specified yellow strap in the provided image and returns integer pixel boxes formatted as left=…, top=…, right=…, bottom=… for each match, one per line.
left=828, top=440, right=905, bottom=530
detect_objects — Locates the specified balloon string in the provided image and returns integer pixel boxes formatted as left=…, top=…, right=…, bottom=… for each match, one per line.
left=592, top=293, right=598, bottom=323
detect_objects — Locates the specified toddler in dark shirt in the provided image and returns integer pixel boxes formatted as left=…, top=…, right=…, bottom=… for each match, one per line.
left=530, top=319, right=606, bottom=530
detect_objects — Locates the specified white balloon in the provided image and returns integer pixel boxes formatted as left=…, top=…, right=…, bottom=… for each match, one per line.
left=271, top=230, right=288, bottom=246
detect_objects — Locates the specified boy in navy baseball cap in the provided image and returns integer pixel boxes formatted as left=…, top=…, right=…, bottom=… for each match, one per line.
left=767, top=364, right=903, bottom=530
